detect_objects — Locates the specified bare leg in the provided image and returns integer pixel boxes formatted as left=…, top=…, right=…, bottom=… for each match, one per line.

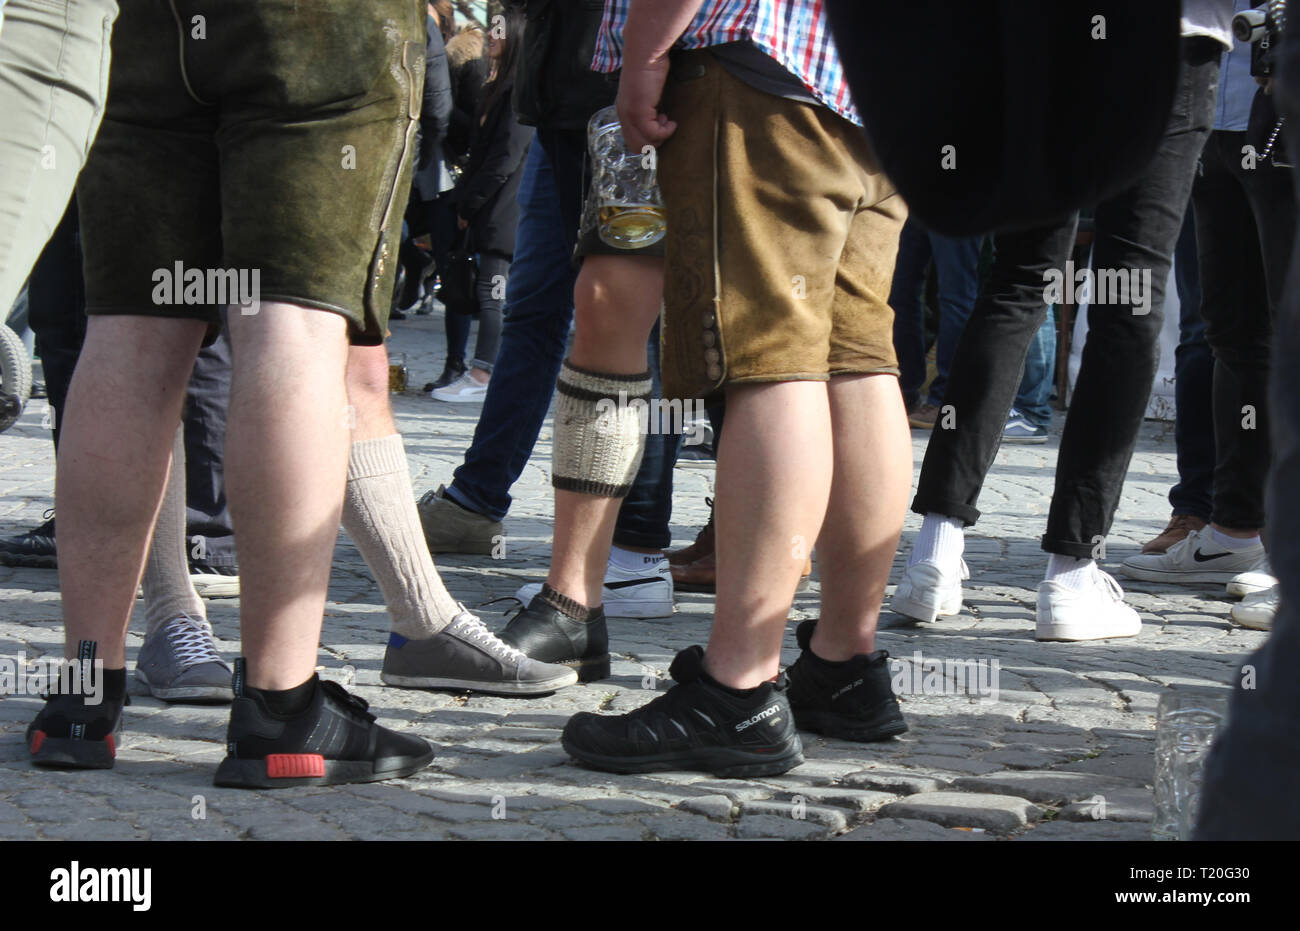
left=810, top=373, right=911, bottom=660
left=546, top=254, right=663, bottom=608
left=346, top=342, right=399, bottom=441
left=225, top=303, right=350, bottom=691
left=57, top=316, right=206, bottom=666
left=705, top=381, right=834, bottom=689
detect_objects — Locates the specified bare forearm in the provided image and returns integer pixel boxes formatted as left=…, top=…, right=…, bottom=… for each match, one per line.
left=621, top=0, right=705, bottom=69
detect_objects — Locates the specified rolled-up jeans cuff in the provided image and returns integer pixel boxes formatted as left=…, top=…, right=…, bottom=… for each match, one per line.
left=910, top=496, right=979, bottom=528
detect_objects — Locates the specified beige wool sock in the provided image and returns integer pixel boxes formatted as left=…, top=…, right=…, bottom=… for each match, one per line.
left=552, top=359, right=650, bottom=497
left=143, top=425, right=206, bottom=637
left=342, top=434, right=462, bottom=639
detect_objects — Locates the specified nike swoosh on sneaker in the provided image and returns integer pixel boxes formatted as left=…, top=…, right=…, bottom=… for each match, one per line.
left=604, top=578, right=662, bottom=591
left=1192, top=549, right=1232, bottom=562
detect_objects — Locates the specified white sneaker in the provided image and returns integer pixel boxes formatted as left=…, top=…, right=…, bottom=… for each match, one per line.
left=890, top=558, right=969, bottom=624
left=1231, top=584, right=1279, bottom=631
left=515, top=557, right=674, bottom=619
left=1036, top=570, right=1142, bottom=641
left=1118, top=528, right=1267, bottom=585
left=431, top=372, right=488, bottom=403
left=1226, top=557, right=1275, bottom=597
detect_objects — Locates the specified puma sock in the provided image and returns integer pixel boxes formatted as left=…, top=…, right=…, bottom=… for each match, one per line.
left=909, top=513, right=965, bottom=568
left=142, top=425, right=206, bottom=638
left=1045, top=554, right=1097, bottom=591
left=552, top=360, right=650, bottom=498
left=342, top=435, right=463, bottom=640
left=608, top=545, right=663, bottom=572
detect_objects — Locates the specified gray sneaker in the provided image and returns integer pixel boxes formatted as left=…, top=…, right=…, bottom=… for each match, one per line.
left=416, top=485, right=503, bottom=555
left=381, top=608, right=579, bottom=695
left=135, top=614, right=234, bottom=703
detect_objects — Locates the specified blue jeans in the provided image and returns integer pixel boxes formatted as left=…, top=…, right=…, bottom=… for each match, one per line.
left=446, top=128, right=677, bottom=549
left=1011, top=313, right=1056, bottom=429
left=889, top=218, right=982, bottom=408
left=1168, top=205, right=1215, bottom=521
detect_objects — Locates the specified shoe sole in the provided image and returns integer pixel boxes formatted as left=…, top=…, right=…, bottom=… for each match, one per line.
left=1035, top=621, right=1142, bottom=642
left=30, top=733, right=117, bottom=769
left=561, top=737, right=803, bottom=778
left=890, top=591, right=961, bottom=624
left=1002, top=435, right=1048, bottom=444
left=0, top=553, right=57, bottom=569
left=793, top=709, right=909, bottom=743
left=1227, top=578, right=1274, bottom=597
left=190, top=577, right=240, bottom=599
left=380, top=669, right=578, bottom=695
left=212, top=747, right=435, bottom=788
left=567, top=654, right=611, bottom=683
left=424, top=539, right=499, bottom=555
left=135, top=675, right=233, bottom=704
left=1118, top=565, right=1250, bottom=584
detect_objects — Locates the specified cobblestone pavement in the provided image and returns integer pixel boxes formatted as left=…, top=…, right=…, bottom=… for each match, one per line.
left=0, top=312, right=1262, bottom=841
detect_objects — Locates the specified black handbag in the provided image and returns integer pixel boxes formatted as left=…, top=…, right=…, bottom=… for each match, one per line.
left=437, top=227, right=479, bottom=316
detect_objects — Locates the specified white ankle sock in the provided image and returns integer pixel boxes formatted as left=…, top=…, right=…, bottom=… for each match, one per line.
left=1209, top=527, right=1261, bottom=550
left=1045, top=554, right=1096, bottom=591
left=609, top=545, right=663, bottom=572
left=909, top=514, right=965, bottom=568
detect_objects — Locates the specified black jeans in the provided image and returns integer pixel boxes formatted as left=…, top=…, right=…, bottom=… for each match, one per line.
left=912, top=39, right=1219, bottom=557
left=1193, top=129, right=1296, bottom=530
left=1196, top=37, right=1300, bottom=839
left=1169, top=205, right=1215, bottom=521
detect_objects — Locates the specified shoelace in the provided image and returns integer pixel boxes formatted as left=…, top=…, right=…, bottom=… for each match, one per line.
left=452, top=612, right=527, bottom=663
left=1095, top=571, right=1126, bottom=603
left=164, top=614, right=223, bottom=666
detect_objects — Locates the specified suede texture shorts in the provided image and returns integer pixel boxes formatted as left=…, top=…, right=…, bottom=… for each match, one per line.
left=77, top=0, right=425, bottom=345
left=657, top=49, right=907, bottom=402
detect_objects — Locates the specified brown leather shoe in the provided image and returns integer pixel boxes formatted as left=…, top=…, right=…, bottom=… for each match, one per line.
left=667, top=499, right=714, bottom=567
left=1141, top=513, right=1207, bottom=554
left=671, top=551, right=813, bottom=594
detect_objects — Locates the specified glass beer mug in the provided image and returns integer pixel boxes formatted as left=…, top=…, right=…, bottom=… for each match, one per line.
left=585, top=105, right=666, bottom=249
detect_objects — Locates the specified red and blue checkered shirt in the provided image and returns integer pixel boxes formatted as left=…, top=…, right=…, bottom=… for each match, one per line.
left=592, top=0, right=860, bottom=126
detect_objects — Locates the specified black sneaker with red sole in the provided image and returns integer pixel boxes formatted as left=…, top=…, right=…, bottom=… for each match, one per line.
left=213, top=660, right=435, bottom=789
left=28, top=640, right=125, bottom=769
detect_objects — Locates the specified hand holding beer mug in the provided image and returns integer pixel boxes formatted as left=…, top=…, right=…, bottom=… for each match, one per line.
left=585, top=105, right=666, bottom=249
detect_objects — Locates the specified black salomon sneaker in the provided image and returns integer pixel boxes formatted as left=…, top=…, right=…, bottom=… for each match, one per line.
left=213, top=660, right=435, bottom=788
left=499, top=593, right=610, bottom=682
left=28, top=641, right=126, bottom=769
left=786, top=620, right=908, bottom=742
left=0, top=510, right=57, bottom=568
left=561, top=645, right=803, bottom=777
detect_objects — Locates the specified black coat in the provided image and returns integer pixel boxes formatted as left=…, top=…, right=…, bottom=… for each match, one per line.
left=514, top=0, right=617, bottom=129
left=413, top=18, right=454, bottom=201
left=455, top=75, right=534, bottom=257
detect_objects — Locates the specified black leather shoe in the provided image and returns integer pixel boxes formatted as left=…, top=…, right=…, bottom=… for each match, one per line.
left=0, top=511, right=56, bottom=568
left=498, top=595, right=610, bottom=683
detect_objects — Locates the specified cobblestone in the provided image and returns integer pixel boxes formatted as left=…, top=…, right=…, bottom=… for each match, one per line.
left=0, top=314, right=1261, bottom=840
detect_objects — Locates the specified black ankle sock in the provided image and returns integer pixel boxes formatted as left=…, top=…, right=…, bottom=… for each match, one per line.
left=804, top=648, right=853, bottom=669
left=538, top=583, right=597, bottom=622
left=101, top=667, right=127, bottom=702
left=253, top=674, right=319, bottom=717
left=701, top=669, right=763, bottom=699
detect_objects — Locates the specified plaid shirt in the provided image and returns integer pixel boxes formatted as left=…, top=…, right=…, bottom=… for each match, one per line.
left=592, top=0, right=859, bottom=125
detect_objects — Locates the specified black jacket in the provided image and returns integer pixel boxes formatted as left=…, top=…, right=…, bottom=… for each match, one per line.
left=413, top=18, right=454, bottom=201
left=513, top=0, right=617, bottom=129
left=455, top=73, right=534, bottom=256
left=448, top=55, right=491, bottom=165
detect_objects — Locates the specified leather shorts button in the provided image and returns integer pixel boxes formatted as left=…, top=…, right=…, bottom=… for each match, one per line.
left=702, top=331, right=716, bottom=347
left=706, top=364, right=722, bottom=380
left=702, top=311, right=715, bottom=328
left=704, top=348, right=720, bottom=364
